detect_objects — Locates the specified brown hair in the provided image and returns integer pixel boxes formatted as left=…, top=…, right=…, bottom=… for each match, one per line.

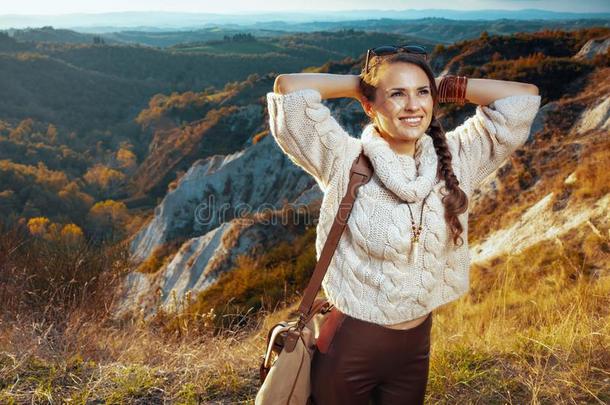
left=359, top=52, right=468, bottom=247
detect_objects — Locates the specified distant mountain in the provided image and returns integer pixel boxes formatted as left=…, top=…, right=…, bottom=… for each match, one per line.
left=2, top=17, right=609, bottom=47
left=1, top=9, right=610, bottom=31
left=7, top=26, right=121, bottom=45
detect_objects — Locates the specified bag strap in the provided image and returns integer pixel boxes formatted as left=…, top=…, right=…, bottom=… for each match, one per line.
left=295, top=150, right=373, bottom=329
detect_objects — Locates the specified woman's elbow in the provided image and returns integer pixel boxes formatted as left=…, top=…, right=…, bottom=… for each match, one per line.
left=274, top=75, right=289, bottom=94
left=524, top=83, right=539, bottom=96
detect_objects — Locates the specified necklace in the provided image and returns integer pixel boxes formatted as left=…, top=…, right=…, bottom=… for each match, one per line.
left=406, top=195, right=428, bottom=265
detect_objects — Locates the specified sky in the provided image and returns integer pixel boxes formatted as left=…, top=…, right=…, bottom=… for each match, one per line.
left=1, top=0, right=609, bottom=15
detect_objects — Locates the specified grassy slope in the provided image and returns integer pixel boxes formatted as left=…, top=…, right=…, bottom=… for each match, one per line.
left=0, top=228, right=607, bottom=403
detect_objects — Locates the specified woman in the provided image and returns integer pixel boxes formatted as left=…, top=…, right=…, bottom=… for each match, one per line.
left=266, top=45, right=540, bottom=404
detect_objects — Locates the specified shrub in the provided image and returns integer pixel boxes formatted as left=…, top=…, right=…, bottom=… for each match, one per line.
left=0, top=221, right=131, bottom=325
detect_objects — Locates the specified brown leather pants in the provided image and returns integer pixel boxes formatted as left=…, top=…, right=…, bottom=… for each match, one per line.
left=310, top=309, right=432, bottom=405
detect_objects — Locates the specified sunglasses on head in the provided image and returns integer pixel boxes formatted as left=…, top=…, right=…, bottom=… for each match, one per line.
left=363, top=44, right=428, bottom=74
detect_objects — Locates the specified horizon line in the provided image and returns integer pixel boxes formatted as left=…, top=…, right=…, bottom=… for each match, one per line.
left=2, top=8, right=610, bottom=17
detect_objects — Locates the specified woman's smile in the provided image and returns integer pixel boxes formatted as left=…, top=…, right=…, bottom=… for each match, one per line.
left=399, top=115, right=424, bottom=126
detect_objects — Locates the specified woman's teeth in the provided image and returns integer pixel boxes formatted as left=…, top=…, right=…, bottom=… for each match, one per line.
left=400, top=117, right=422, bottom=126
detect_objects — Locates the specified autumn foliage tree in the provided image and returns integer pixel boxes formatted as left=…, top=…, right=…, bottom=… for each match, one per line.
left=86, top=200, right=129, bottom=243
left=114, top=147, right=137, bottom=174
left=27, top=216, right=51, bottom=238
left=27, top=216, right=84, bottom=244
left=83, top=164, right=127, bottom=199
left=59, top=223, right=84, bottom=244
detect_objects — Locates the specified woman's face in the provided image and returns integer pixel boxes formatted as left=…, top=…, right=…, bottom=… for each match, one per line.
left=363, top=62, right=434, bottom=155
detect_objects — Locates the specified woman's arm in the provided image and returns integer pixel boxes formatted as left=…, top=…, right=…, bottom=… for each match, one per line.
left=267, top=75, right=360, bottom=191
left=441, top=76, right=542, bottom=188
left=435, top=77, right=539, bottom=106
left=276, top=74, right=539, bottom=106
left=274, top=73, right=361, bottom=100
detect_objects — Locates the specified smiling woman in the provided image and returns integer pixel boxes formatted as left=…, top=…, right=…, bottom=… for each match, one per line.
left=360, top=62, right=435, bottom=156
left=266, top=45, right=541, bottom=404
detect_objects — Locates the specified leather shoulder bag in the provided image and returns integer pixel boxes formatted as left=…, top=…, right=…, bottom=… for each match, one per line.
left=255, top=150, right=374, bottom=405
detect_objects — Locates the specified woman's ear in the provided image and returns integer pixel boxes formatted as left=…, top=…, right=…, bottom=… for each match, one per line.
left=361, top=99, right=375, bottom=119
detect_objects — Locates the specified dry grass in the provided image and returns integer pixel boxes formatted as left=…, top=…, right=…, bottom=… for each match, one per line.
left=428, top=221, right=610, bottom=404
left=1, top=219, right=609, bottom=403
left=0, top=305, right=267, bottom=403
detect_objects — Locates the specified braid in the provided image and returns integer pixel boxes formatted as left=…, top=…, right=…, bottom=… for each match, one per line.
left=428, top=114, right=468, bottom=247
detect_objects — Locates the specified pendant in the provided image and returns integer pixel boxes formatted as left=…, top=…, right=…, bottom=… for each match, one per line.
left=410, top=239, right=419, bottom=265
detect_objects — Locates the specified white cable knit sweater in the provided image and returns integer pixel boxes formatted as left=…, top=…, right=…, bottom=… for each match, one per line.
left=266, top=88, right=541, bottom=325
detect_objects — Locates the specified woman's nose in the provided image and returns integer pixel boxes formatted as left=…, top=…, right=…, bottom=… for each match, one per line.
left=404, top=97, right=421, bottom=111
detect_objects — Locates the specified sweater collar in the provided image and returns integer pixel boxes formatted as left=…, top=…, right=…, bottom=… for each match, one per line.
left=360, top=123, right=438, bottom=203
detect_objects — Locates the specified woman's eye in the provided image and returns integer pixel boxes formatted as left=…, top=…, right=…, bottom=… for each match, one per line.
left=391, top=90, right=428, bottom=97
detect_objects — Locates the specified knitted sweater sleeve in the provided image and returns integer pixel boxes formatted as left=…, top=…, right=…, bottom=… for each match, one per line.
left=266, top=88, right=353, bottom=191
left=446, top=94, right=542, bottom=188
